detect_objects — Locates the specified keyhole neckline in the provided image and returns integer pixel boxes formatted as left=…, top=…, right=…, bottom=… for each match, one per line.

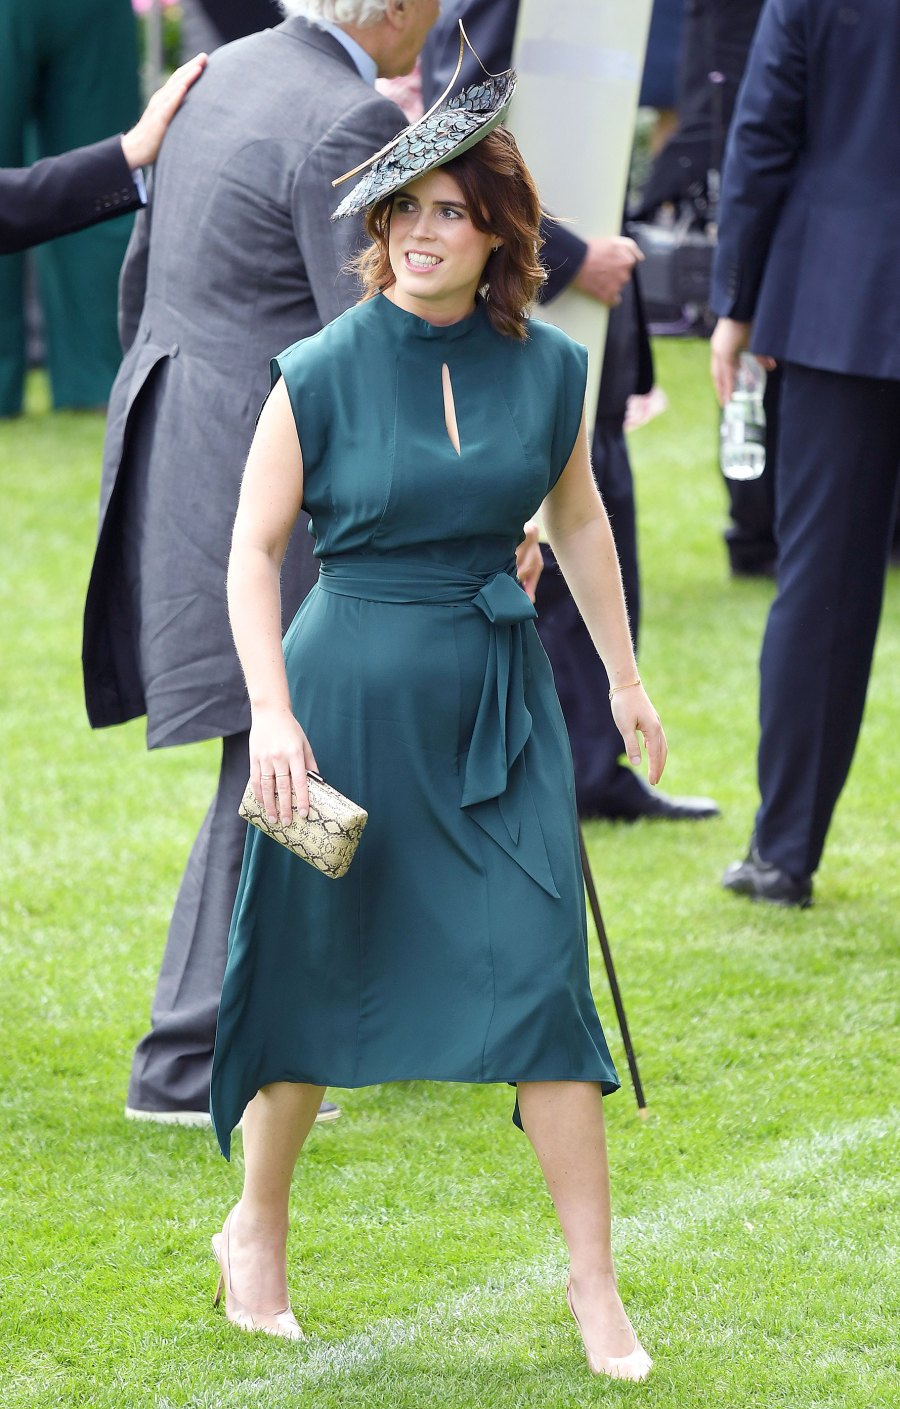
left=376, top=291, right=487, bottom=342
left=441, top=362, right=461, bottom=457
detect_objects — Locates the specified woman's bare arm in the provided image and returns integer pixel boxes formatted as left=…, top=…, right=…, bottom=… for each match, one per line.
left=542, top=410, right=667, bottom=785
left=227, top=378, right=319, bottom=823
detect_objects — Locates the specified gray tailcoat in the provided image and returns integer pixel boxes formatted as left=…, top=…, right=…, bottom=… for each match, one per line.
left=83, top=18, right=404, bottom=748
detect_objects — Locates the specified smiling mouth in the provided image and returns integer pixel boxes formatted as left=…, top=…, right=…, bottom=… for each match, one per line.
left=405, top=251, right=443, bottom=270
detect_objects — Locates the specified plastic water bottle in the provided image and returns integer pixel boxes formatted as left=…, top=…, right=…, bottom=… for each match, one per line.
left=720, top=353, right=767, bottom=481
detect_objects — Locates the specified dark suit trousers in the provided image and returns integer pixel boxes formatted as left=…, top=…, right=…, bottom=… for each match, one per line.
left=755, top=363, right=900, bottom=878
left=535, top=418, right=641, bottom=815
left=128, top=732, right=249, bottom=1111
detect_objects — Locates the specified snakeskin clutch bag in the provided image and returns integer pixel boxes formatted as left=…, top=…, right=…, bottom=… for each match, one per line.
left=238, top=771, right=368, bottom=879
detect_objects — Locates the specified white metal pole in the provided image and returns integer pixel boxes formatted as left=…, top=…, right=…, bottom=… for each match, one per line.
left=509, top=0, right=654, bottom=424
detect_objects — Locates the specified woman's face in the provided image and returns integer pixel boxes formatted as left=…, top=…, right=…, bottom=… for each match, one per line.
left=387, top=169, right=499, bottom=318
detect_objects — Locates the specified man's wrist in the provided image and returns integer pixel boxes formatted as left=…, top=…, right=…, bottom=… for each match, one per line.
left=120, top=130, right=141, bottom=171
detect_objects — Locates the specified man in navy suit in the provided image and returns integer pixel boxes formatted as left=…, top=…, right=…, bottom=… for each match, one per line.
left=711, top=0, right=900, bottom=905
left=0, top=55, right=206, bottom=257
left=422, top=0, right=719, bottom=822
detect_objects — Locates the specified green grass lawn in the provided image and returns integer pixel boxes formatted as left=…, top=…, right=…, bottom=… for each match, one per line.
left=1, top=343, right=897, bottom=1408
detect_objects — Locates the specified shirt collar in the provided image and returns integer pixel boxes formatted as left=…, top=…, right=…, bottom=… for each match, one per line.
left=316, top=21, right=378, bottom=87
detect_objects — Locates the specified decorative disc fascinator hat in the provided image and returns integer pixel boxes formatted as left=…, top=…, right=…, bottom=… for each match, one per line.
left=331, top=23, right=516, bottom=219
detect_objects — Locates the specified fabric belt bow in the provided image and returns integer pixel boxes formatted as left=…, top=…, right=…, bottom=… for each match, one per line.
left=461, top=571, right=559, bottom=898
left=318, top=559, right=560, bottom=898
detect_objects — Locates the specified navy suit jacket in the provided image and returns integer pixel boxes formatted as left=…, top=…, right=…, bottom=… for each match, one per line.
left=420, top=0, right=588, bottom=301
left=712, top=0, right=900, bottom=380
left=196, top=0, right=281, bottom=44
left=0, top=136, right=141, bottom=256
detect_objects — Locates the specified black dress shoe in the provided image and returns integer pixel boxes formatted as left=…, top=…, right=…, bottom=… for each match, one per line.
left=730, top=557, right=777, bottom=580
left=722, top=841, right=812, bottom=908
left=579, top=775, right=720, bottom=822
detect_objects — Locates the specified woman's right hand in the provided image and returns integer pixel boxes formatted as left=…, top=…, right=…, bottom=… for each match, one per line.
left=249, top=705, right=320, bottom=825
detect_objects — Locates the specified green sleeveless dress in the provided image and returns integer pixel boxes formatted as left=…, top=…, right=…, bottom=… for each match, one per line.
left=210, top=294, right=619, bottom=1157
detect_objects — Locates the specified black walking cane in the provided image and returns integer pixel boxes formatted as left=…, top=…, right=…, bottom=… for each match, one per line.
left=578, top=824, right=648, bottom=1117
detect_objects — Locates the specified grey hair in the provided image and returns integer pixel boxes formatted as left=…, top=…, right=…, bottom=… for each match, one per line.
left=279, top=1, right=393, bottom=25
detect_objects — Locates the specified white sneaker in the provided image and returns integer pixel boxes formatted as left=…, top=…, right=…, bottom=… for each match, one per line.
left=125, top=1105, right=212, bottom=1128
left=314, top=1099, right=342, bottom=1122
left=124, top=1100, right=341, bottom=1128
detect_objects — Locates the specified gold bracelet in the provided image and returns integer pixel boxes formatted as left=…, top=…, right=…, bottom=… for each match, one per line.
left=608, top=677, right=641, bottom=701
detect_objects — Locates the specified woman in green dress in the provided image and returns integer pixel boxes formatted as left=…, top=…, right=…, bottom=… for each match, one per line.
left=209, top=72, right=665, bottom=1382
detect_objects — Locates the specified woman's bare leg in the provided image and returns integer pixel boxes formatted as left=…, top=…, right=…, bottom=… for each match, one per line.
left=516, top=1080, right=636, bottom=1358
left=223, top=1081, right=324, bottom=1311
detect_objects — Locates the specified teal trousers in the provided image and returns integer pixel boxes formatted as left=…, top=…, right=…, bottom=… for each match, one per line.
left=0, top=0, right=140, bottom=413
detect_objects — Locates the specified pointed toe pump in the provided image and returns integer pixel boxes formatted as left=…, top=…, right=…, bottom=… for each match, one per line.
left=566, top=1278, right=653, bottom=1383
left=211, top=1209, right=304, bottom=1342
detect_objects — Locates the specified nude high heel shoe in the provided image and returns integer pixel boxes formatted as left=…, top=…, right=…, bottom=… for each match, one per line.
left=211, top=1208, right=304, bottom=1341
left=565, top=1278, right=653, bottom=1383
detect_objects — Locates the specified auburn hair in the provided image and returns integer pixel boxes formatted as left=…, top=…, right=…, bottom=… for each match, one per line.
left=352, top=128, right=547, bottom=340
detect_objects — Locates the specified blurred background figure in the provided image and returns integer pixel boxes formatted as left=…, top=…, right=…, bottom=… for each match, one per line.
left=375, top=59, right=424, bottom=120
left=711, top=0, right=900, bottom=907
left=634, top=0, right=764, bottom=229
left=0, top=0, right=141, bottom=415
left=421, top=0, right=719, bottom=823
left=0, top=54, right=207, bottom=255
left=638, top=0, right=685, bottom=156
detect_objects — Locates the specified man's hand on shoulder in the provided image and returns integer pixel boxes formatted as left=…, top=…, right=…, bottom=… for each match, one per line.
left=572, top=235, right=643, bottom=307
left=120, top=53, right=208, bottom=170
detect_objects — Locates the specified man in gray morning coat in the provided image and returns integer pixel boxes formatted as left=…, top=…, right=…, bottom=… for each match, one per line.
left=82, top=0, right=438, bottom=1124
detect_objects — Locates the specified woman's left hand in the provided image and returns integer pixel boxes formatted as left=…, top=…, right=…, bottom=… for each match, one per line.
left=610, top=684, right=667, bottom=786
left=516, top=519, right=543, bottom=602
